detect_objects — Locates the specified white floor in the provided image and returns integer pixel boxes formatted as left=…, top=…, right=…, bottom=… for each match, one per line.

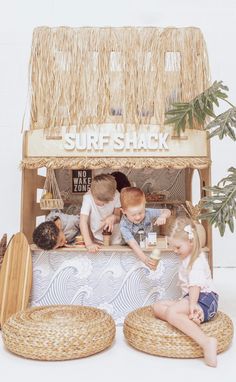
left=1, top=268, right=235, bottom=382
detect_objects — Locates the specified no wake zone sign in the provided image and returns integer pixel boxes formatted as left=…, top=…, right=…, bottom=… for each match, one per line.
left=72, top=170, right=92, bottom=193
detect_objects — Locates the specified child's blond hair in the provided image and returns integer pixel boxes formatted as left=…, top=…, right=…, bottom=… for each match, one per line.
left=168, top=216, right=200, bottom=269
left=90, top=174, right=117, bottom=202
left=120, top=187, right=146, bottom=210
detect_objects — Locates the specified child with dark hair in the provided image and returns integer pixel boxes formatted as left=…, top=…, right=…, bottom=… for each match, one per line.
left=32, top=210, right=80, bottom=250
left=110, top=171, right=131, bottom=192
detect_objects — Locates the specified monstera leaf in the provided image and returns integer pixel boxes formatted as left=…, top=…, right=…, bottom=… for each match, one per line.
left=200, top=167, right=236, bottom=236
left=165, top=81, right=228, bottom=135
left=165, top=80, right=236, bottom=235
left=205, top=107, right=236, bottom=140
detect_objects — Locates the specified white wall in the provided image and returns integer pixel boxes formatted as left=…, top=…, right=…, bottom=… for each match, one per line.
left=0, top=0, right=235, bottom=266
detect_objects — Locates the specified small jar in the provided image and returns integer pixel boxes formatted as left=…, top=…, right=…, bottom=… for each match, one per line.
left=102, top=228, right=112, bottom=246
left=137, top=229, right=146, bottom=249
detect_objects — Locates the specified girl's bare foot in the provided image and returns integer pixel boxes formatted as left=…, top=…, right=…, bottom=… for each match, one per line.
left=203, top=337, right=217, bottom=367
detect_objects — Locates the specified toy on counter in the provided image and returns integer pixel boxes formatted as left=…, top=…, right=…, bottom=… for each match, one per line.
left=102, top=228, right=112, bottom=246
left=75, top=235, right=86, bottom=247
left=146, top=232, right=158, bottom=247
left=137, top=229, right=146, bottom=249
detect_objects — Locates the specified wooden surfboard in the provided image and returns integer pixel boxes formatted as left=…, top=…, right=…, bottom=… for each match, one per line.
left=0, top=232, right=32, bottom=327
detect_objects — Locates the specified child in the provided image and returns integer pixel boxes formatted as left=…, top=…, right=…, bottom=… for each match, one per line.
left=120, top=187, right=171, bottom=269
left=80, top=174, right=122, bottom=252
left=32, top=210, right=80, bottom=250
left=110, top=171, right=131, bottom=192
left=153, top=216, right=219, bottom=367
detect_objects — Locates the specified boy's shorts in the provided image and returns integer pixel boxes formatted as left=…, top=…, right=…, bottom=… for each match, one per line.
left=184, top=291, right=219, bottom=322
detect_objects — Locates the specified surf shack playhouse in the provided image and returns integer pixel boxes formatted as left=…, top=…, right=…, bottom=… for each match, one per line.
left=21, top=27, right=212, bottom=322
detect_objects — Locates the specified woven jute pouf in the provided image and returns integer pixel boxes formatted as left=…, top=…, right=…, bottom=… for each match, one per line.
left=124, top=306, right=233, bottom=358
left=2, top=305, right=116, bottom=360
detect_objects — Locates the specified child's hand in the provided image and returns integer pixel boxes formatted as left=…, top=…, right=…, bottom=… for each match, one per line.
left=189, top=303, right=204, bottom=325
left=101, top=214, right=116, bottom=232
left=143, top=256, right=158, bottom=271
left=154, top=216, right=167, bottom=226
left=86, top=243, right=101, bottom=253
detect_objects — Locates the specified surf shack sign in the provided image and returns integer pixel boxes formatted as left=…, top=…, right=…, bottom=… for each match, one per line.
left=64, top=131, right=168, bottom=152
left=25, top=124, right=208, bottom=157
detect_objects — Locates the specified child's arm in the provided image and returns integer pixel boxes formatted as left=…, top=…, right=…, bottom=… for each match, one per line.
left=154, top=208, right=171, bottom=226
left=188, top=285, right=202, bottom=319
left=120, top=217, right=156, bottom=270
left=80, top=214, right=101, bottom=253
left=113, top=207, right=121, bottom=223
left=101, top=207, right=121, bottom=232
left=188, top=256, right=207, bottom=322
left=120, top=218, right=156, bottom=270
left=127, top=239, right=157, bottom=270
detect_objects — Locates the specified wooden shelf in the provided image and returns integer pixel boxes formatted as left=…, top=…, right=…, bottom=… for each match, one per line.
left=146, top=200, right=185, bottom=205
left=63, top=199, right=81, bottom=205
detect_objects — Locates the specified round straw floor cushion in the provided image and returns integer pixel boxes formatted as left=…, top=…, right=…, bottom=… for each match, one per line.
left=124, top=306, right=233, bottom=358
left=2, top=305, right=116, bottom=360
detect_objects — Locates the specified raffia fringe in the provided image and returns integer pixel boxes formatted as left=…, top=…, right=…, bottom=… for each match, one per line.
left=21, top=157, right=211, bottom=170
left=29, top=27, right=210, bottom=134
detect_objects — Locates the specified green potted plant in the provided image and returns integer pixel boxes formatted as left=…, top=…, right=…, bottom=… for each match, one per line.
left=165, top=81, right=236, bottom=236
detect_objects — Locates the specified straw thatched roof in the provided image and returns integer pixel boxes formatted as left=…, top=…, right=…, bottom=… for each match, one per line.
left=29, top=26, right=210, bottom=134
left=22, top=27, right=211, bottom=169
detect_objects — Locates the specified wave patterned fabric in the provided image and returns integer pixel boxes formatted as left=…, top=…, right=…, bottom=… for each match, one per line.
left=30, top=250, right=181, bottom=324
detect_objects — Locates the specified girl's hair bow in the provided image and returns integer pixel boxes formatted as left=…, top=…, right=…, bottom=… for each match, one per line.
left=184, top=224, right=194, bottom=240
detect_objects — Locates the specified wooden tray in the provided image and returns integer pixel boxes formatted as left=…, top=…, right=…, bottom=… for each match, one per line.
left=0, top=232, right=32, bottom=327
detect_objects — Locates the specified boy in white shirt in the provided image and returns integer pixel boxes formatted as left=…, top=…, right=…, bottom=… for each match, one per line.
left=80, top=174, right=122, bottom=252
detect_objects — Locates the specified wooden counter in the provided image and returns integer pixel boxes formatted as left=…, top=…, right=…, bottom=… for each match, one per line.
left=30, top=236, right=209, bottom=253
left=30, top=236, right=168, bottom=252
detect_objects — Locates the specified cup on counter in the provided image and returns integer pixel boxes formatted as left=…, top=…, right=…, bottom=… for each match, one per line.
left=149, top=248, right=161, bottom=269
left=102, top=228, right=112, bottom=246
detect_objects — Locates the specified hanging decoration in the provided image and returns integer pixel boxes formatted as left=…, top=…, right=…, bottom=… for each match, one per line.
left=40, top=169, right=64, bottom=210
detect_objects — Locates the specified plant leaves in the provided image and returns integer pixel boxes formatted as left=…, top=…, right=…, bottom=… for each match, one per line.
left=200, top=167, right=236, bottom=236
left=164, top=81, right=228, bottom=136
left=205, top=107, right=236, bottom=141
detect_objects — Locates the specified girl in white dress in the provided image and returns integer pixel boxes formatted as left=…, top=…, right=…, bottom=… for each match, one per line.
left=153, top=217, right=219, bottom=367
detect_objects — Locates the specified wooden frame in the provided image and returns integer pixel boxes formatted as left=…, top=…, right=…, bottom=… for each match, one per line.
left=21, top=168, right=46, bottom=242
left=21, top=123, right=212, bottom=269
